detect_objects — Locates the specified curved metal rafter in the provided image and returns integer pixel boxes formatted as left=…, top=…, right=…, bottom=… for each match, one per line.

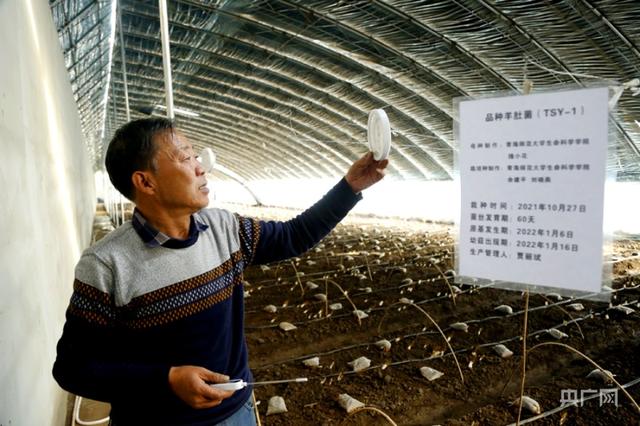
left=474, top=0, right=640, bottom=166
left=109, top=34, right=410, bottom=178
left=110, top=42, right=358, bottom=175
left=106, top=72, right=348, bottom=181
left=108, top=87, right=322, bottom=181
left=172, top=3, right=454, bottom=178
left=109, top=67, right=349, bottom=179
left=111, top=68, right=340, bottom=176
left=115, top=29, right=418, bottom=178
left=119, top=5, right=444, bottom=179
left=50, top=0, right=640, bottom=182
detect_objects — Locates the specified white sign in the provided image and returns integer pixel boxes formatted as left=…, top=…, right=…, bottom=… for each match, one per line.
left=457, top=87, right=609, bottom=292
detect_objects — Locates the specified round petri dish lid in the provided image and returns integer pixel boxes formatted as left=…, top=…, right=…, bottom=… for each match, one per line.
left=199, top=147, right=216, bottom=173
left=367, top=109, right=391, bottom=161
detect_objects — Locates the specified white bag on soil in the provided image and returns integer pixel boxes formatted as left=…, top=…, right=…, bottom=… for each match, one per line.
left=375, top=339, right=391, bottom=352
left=338, top=393, right=364, bottom=413
left=494, top=305, right=513, bottom=315
left=449, top=322, right=468, bottom=332
left=493, top=344, right=514, bottom=358
left=329, top=303, right=343, bottom=311
left=263, top=304, right=277, bottom=313
left=587, top=368, right=615, bottom=384
left=419, top=366, right=444, bottom=381
left=610, top=305, right=635, bottom=315
left=279, top=322, right=297, bottom=331
left=546, top=292, right=563, bottom=301
left=266, top=396, right=288, bottom=416
left=348, top=356, right=371, bottom=372
left=302, top=356, right=320, bottom=368
left=353, top=310, right=369, bottom=319
left=567, top=303, right=584, bottom=311
left=314, top=293, right=328, bottom=302
left=512, top=396, right=541, bottom=414
left=547, top=328, right=568, bottom=339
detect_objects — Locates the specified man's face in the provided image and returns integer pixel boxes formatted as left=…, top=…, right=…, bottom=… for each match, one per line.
left=149, top=130, right=209, bottom=213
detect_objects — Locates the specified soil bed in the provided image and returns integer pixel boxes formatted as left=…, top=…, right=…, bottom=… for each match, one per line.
left=240, top=210, right=640, bottom=425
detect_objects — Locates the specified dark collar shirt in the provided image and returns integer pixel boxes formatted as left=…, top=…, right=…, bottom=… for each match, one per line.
left=131, top=208, right=209, bottom=249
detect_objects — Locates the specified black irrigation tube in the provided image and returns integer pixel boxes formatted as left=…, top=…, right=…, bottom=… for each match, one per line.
left=254, top=299, right=638, bottom=377
left=264, top=237, right=455, bottom=258
left=247, top=261, right=393, bottom=287
left=298, top=250, right=448, bottom=266
left=253, top=247, right=634, bottom=290
left=245, top=277, right=482, bottom=328
left=252, top=291, right=638, bottom=370
left=245, top=254, right=453, bottom=292
left=258, top=248, right=632, bottom=286
left=245, top=263, right=442, bottom=292
left=247, top=280, right=640, bottom=330
left=245, top=268, right=451, bottom=313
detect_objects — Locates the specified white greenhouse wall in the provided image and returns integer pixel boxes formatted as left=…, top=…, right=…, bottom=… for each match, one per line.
left=0, top=1, right=95, bottom=425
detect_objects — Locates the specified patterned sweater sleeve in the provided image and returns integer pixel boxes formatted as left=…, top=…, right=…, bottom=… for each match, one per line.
left=52, top=252, right=173, bottom=403
left=236, top=177, right=362, bottom=266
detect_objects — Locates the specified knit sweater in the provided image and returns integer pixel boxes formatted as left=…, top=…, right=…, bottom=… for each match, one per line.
left=53, top=178, right=362, bottom=425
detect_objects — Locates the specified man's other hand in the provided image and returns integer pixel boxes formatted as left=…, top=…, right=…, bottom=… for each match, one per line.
left=345, top=152, right=389, bottom=193
left=168, top=365, right=235, bottom=409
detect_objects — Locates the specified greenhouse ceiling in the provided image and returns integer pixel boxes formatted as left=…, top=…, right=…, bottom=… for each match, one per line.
left=49, top=0, right=640, bottom=181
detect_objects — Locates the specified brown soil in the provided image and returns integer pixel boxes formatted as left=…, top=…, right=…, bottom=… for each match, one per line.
left=244, top=220, right=640, bottom=425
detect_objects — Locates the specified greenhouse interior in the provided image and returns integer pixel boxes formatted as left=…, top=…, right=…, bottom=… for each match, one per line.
left=1, top=0, right=639, bottom=425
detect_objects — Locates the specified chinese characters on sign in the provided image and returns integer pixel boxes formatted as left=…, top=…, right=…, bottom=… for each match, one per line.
left=457, top=88, right=609, bottom=292
left=483, top=105, right=585, bottom=123
left=468, top=138, right=592, bottom=184
left=467, top=200, right=584, bottom=262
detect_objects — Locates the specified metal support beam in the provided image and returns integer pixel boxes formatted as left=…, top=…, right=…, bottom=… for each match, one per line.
left=213, top=164, right=263, bottom=206
left=117, top=2, right=131, bottom=122
left=158, top=0, right=175, bottom=119
left=120, top=195, right=125, bottom=225
left=60, top=2, right=96, bottom=34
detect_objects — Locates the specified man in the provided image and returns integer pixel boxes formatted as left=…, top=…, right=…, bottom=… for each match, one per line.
left=53, top=117, right=389, bottom=425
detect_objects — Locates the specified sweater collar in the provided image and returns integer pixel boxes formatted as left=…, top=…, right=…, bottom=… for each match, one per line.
left=131, top=208, right=208, bottom=249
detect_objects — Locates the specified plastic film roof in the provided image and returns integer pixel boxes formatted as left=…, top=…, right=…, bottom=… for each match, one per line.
left=50, top=0, right=640, bottom=181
